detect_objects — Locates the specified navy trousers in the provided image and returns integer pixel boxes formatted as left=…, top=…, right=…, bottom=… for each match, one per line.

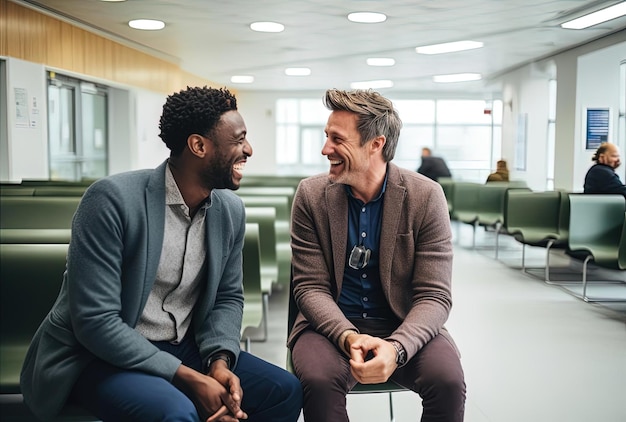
left=70, top=336, right=302, bottom=422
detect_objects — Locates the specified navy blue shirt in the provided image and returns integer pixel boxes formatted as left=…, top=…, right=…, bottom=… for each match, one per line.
left=338, top=174, right=396, bottom=321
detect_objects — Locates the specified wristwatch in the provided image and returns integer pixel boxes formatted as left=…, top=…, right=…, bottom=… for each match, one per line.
left=207, top=352, right=232, bottom=370
left=389, top=340, right=407, bottom=367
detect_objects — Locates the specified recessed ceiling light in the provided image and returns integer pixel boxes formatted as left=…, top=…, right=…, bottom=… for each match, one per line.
left=416, top=40, right=483, bottom=55
left=128, top=19, right=165, bottom=30
left=100, top=0, right=127, bottom=2
left=285, top=68, right=311, bottom=76
left=230, top=75, right=254, bottom=84
left=366, top=58, right=396, bottom=67
left=561, top=2, right=626, bottom=29
left=433, top=73, right=482, bottom=83
left=350, top=80, right=394, bottom=89
left=347, top=12, right=387, bottom=23
left=250, top=21, right=285, bottom=33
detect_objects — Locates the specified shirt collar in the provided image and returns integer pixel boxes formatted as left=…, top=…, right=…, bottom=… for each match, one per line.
left=345, top=168, right=389, bottom=203
left=165, top=163, right=212, bottom=209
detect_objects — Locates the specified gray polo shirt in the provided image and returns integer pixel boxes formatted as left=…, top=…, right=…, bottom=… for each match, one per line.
left=135, top=164, right=210, bottom=343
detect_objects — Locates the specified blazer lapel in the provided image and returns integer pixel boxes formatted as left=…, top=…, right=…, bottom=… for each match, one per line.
left=326, top=183, right=349, bottom=294
left=204, top=194, right=223, bottom=292
left=139, top=161, right=167, bottom=321
left=379, top=173, right=406, bottom=291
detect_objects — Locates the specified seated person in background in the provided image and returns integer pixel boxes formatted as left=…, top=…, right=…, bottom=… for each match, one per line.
left=21, top=86, right=302, bottom=422
left=486, top=159, right=510, bottom=182
left=417, top=147, right=452, bottom=181
left=583, top=142, right=626, bottom=197
left=289, top=88, right=466, bottom=422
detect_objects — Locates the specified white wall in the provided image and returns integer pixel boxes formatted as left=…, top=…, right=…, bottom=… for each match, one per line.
left=572, top=41, right=626, bottom=191
left=131, top=89, right=169, bottom=171
left=500, top=63, right=553, bottom=191
left=498, top=30, right=625, bottom=192
left=553, top=32, right=625, bottom=192
left=3, top=58, right=48, bottom=181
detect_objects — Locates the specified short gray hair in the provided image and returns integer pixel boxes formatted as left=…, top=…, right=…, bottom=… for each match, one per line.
left=323, top=89, right=402, bottom=162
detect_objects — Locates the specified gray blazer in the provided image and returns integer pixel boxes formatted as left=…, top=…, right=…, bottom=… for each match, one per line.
left=20, top=160, right=245, bottom=420
left=288, top=163, right=457, bottom=361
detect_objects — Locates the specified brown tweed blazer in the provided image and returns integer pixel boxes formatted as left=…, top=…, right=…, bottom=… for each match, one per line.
left=287, top=163, right=458, bottom=360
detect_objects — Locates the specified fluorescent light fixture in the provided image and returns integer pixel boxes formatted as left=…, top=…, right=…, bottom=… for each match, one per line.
left=416, top=40, right=483, bottom=55
left=347, top=12, right=387, bottom=23
left=100, top=0, right=126, bottom=2
left=350, top=80, right=394, bottom=89
left=250, top=21, right=285, bottom=32
left=433, top=73, right=482, bottom=83
left=366, top=58, right=395, bottom=66
left=285, top=67, right=311, bottom=76
left=561, top=2, right=626, bottom=29
left=128, top=19, right=165, bottom=30
left=230, top=75, right=254, bottom=84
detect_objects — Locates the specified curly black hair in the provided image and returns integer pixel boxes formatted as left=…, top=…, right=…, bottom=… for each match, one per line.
left=159, top=86, right=237, bottom=156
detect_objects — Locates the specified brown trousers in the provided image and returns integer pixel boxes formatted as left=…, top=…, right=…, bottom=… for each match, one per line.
left=291, top=323, right=466, bottom=422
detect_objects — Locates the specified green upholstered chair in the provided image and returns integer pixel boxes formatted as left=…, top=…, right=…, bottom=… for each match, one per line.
left=505, top=190, right=563, bottom=278
left=567, top=194, right=626, bottom=302
left=245, top=207, right=278, bottom=295
left=477, top=184, right=531, bottom=256
left=437, top=177, right=455, bottom=216
left=0, top=196, right=81, bottom=229
left=0, top=242, right=99, bottom=420
left=244, top=208, right=280, bottom=343
left=238, top=195, right=292, bottom=290
left=241, top=223, right=265, bottom=350
left=236, top=186, right=295, bottom=211
left=449, top=182, right=480, bottom=247
left=286, top=277, right=408, bottom=422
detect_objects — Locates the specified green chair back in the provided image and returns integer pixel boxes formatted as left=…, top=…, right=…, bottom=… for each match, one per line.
left=437, top=177, right=455, bottom=215
left=568, top=194, right=626, bottom=269
left=450, top=182, right=480, bottom=224
left=0, top=196, right=81, bottom=229
left=505, top=190, right=561, bottom=245
left=0, top=243, right=69, bottom=391
left=242, top=223, right=264, bottom=334
left=245, top=207, right=278, bottom=294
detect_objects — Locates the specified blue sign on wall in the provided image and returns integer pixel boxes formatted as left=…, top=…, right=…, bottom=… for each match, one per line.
left=585, top=108, right=610, bottom=150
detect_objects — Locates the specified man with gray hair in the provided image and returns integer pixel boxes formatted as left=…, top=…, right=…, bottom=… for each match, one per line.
left=288, top=89, right=466, bottom=421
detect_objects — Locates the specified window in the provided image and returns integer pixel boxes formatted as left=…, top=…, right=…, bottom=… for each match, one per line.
left=546, top=79, right=557, bottom=190
left=47, top=72, right=108, bottom=181
left=616, top=61, right=626, bottom=148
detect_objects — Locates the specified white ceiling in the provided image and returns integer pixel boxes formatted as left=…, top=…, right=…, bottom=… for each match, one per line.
left=18, top=0, right=626, bottom=95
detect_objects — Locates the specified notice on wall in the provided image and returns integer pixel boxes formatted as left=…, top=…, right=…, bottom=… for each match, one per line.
left=14, top=87, right=30, bottom=128
left=585, top=108, right=610, bottom=150
left=515, top=113, right=527, bottom=171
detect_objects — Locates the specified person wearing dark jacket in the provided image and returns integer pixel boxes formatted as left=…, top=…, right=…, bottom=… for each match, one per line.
left=417, top=147, right=451, bottom=181
left=583, top=142, right=626, bottom=197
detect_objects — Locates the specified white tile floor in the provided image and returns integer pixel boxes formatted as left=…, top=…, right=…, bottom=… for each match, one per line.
left=248, top=223, right=626, bottom=422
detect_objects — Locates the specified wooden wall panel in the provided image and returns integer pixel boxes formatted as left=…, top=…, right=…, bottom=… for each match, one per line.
left=1, top=0, right=221, bottom=93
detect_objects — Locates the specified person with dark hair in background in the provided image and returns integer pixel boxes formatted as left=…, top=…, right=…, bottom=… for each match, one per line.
left=584, top=142, right=626, bottom=197
left=486, top=159, right=510, bottom=183
left=417, top=147, right=452, bottom=181
left=289, top=89, right=465, bottom=422
left=21, top=86, right=302, bottom=422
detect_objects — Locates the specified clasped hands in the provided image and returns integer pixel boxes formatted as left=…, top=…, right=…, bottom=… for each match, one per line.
left=173, top=361, right=248, bottom=422
left=345, top=332, right=398, bottom=384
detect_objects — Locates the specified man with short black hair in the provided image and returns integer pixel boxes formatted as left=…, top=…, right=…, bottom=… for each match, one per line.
left=21, top=86, right=302, bottom=422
